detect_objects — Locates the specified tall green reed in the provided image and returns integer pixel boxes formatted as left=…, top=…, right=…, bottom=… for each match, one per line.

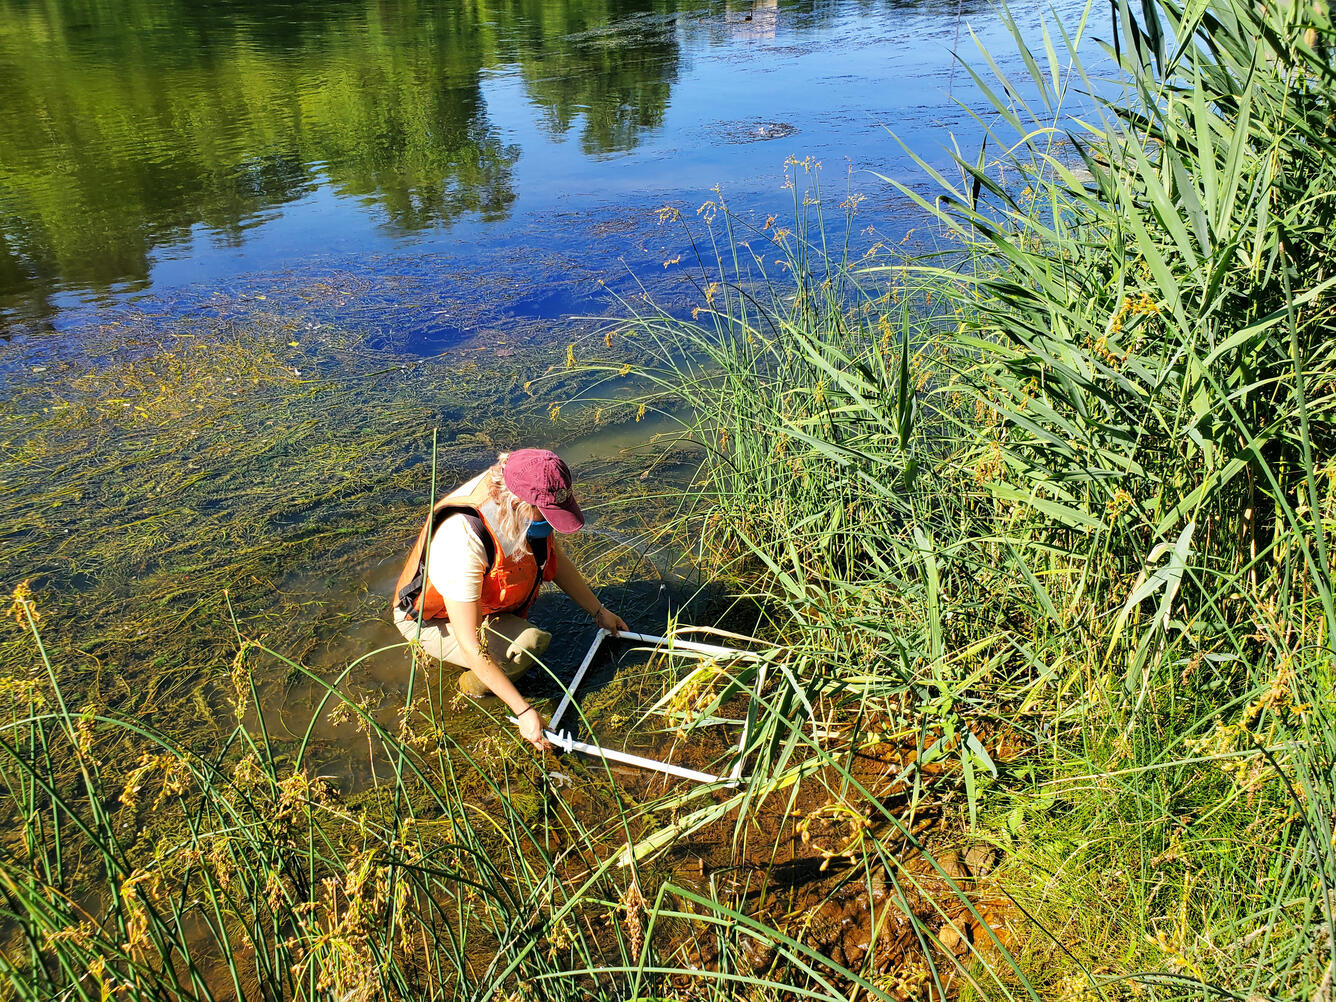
left=566, top=0, right=1336, bottom=995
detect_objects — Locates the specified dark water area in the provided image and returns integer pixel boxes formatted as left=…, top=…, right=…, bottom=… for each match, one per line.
left=0, top=0, right=1093, bottom=348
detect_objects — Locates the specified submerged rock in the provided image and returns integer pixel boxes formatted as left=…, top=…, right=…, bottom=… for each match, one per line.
left=714, top=120, right=799, bottom=144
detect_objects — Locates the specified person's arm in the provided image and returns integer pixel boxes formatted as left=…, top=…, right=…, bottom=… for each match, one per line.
left=550, top=542, right=628, bottom=635
left=442, top=596, right=551, bottom=751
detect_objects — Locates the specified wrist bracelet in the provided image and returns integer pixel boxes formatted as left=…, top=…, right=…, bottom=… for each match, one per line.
left=517, top=705, right=536, bottom=719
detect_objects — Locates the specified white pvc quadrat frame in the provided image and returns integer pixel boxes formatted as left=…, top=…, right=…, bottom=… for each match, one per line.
left=518, top=629, right=765, bottom=786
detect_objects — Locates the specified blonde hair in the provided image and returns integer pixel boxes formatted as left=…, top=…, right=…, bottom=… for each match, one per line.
left=485, top=452, right=541, bottom=542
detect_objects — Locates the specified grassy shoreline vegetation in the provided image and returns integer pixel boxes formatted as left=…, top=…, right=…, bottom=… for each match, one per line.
left=581, top=0, right=1336, bottom=995
left=1, top=0, right=1334, bottom=1000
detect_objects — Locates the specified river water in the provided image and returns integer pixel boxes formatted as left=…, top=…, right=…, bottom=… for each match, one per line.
left=0, top=0, right=1095, bottom=346
left=0, top=0, right=1100, bottom=781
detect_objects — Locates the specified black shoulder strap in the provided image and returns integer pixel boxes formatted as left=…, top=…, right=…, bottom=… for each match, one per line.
left=512, top=534, right=550, bottom=616
left=397, top=507, right=498, bottom=614
left=459, top=512, right=497, bottom=572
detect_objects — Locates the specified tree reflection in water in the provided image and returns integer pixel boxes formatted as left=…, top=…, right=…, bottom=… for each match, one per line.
left=0, top=0, right=953, bottom=327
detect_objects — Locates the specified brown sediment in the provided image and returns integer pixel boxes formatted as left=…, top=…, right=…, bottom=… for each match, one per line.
left=499, top=678, right=1028, bottom=999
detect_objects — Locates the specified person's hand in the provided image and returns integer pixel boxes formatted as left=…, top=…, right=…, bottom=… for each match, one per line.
left=594, top=606, right=628, bottom=636
left=516, top=705, right=552, bottom=752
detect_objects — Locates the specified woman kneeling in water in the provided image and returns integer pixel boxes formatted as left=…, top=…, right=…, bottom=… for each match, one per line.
left=393, top=449, right=628, bottom=751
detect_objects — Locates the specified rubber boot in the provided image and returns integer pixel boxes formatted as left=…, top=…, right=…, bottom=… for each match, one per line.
left=458, top=626, right=552, bottom=697
left=504, top=627, right=552, bottom=671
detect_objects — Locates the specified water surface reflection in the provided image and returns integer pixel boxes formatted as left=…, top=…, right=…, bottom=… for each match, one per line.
left=0, top=0, right=1007, bottom=335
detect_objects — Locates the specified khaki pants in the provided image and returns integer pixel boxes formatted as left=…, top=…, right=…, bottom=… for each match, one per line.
left=393, top=608, right=551, bottom=697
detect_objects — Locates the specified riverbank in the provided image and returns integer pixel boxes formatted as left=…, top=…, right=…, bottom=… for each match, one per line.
left=593, top=0, right=1336, bottom=995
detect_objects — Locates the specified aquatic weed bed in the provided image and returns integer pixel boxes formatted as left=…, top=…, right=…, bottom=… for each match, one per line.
left=0, top=294, right=685, bottom=728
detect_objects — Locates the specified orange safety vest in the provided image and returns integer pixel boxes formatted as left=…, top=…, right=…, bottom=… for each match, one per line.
left=393, top=479, right=558, bottom=622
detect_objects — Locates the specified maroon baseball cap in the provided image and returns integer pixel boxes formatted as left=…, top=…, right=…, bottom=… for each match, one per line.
left=503, top=449, right=585, bottom=533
